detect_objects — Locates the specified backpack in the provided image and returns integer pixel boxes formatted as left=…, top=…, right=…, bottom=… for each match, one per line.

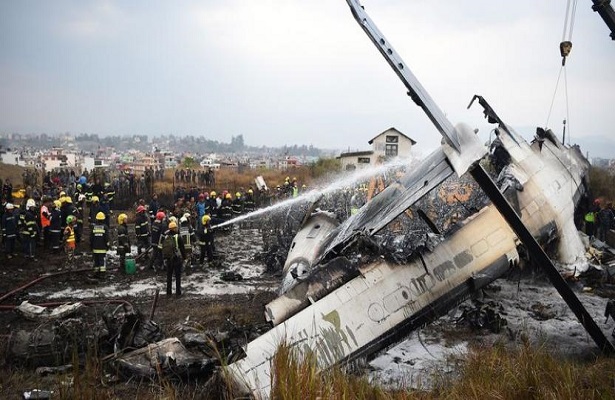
left=161, top=233, right=179, bottom=260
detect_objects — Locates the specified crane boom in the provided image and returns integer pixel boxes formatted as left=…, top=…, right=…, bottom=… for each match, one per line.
left=592, top=0, right=615, bottom=40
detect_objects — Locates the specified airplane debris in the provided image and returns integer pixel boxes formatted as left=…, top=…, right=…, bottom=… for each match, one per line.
left=456, top=300, right=507, bottom=333
left=114, top=338, right=217, bottom=379
left=16, top=301, right=84, bottom=321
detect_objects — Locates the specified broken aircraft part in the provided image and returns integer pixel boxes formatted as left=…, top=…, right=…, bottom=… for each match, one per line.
left=225, top=1, right=613, bottom=397
left=114, top=338, right=217, bottom=379
left=16, top=301, right=84, bottom=321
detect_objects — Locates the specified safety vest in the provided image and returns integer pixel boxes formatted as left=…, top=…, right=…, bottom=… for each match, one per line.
left=40, top=205, right=51, bottom=228
left=585, top=212, right=595, bottom=223
left=64, top=225, right=75, bottom=247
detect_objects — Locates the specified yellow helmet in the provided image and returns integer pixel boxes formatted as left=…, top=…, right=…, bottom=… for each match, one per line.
left=53, top=200, right=61, bottom=208
left=96, top=212, right=106, bottom=221
left=248, top=189, right=253, bottom=194
left=117, top=213, right=128, bottom=224
left=225, top=193, right=232, bottom=199
left=210, top=191, right=216, bottom=197
left=168, top=221, right=178, bottom=230
left=235, top=192, right=241, bottom=198
left=59, top=191, right=66, bottom=197
left=202, top=214, right=211, bottom=224
left=92, top=196, right=99, bottom=203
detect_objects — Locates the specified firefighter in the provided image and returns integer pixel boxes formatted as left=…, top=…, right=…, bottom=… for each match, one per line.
left=149, top=211, right=167, bottom=271
left=91, top=211, right=109, bottom=273
left=135, top=205, right=150, bottom=256
left=20, top=199, right=39, bottom=260
left=161, top=221, right=185, bottom=296
left=2, top=203, right=18, bottom=259
left=89, top=196, right=101, bottom=226
left=232, top=192, right=243, bottom=216
left=179, top=212, right=196, bottom=267
left=198, top=214, right=214, bottom=265
left=75, top=194, right=85, bottom=244
left=48, top=200, right=63, bottom=251
left=104, top=182, right=115, bottom=209
left=220, top=193, right=233, bottom=222
left=117, top=213, right=130, bottom=271
left=243, top=188, right=256, bottom=213
left=63, top=215, right=76, bottom=269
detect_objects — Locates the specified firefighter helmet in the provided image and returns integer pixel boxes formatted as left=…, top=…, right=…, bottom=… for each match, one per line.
left=136, top=205, right=146, bottom=213
left=66, top=215, right=75, bottom=225
left=96, top=212, right=106, bottom=221
left=117, top=213, right=128, bottom=224
left=225, top=193, right=232, bottom=199
left=168, top=221, right=178, bottom=230
left=156, top=211, right=165, bottom=221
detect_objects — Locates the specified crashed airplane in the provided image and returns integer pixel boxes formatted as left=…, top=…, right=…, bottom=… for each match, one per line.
left=226, top=0, right=613, bottom=397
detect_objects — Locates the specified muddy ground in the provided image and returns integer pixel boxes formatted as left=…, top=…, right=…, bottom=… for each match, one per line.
left=1, top=218, right=615, bottom=398
left=0, top=220, right=280, bottom=399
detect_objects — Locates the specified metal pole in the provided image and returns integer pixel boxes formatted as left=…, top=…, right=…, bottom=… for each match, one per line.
left=470, top=165, right=615, bottom=354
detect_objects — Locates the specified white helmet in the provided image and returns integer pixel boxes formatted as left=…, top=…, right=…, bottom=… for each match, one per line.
left=180, top=216, right=188, bottom=224
left=26, top=199, right=36, bottom=209
left=5, top=203, right=14, bottom=210
left=183, top=212, right=191, bottom=220
left=78, top=194, right=86, bottom=202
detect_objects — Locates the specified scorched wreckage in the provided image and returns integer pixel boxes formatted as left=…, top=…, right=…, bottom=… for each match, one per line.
left=226, top=0, right=615, bottom=397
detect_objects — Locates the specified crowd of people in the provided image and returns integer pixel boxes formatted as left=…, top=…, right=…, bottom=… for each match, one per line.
left=584, top=199, right=615, bottom=242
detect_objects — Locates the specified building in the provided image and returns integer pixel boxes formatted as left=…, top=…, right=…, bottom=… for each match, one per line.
left=338, top=127, right=416, bottom=170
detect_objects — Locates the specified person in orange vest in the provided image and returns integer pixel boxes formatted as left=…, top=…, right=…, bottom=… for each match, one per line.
left=63, top=215, right=76, bottom=269
left=40, top=197, right=51, bottom=248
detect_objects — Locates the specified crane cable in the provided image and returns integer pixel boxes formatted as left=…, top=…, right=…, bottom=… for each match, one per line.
left=546, top=0, right=577, bottom=143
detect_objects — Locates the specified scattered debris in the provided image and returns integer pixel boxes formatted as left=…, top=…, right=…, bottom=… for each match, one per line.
left=16, top=301, right=84, bottom=321
left=456, top=300, right=508, bottom=333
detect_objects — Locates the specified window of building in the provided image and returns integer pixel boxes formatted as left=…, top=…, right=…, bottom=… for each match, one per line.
left=358, top=157, right=371, bottom=164
left=386, top=135, right=399, bottom=143
left=385, top=144, right=398, bottom=156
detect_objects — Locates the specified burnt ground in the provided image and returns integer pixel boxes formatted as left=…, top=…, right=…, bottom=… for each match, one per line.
left=0, top=219, right=279, bottom=399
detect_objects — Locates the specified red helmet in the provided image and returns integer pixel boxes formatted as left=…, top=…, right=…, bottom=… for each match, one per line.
left=136, top=205, right=146, bottom=213
left=198, top=193, right=205, bottom=200
left=156, top=211, right=165, bottom=220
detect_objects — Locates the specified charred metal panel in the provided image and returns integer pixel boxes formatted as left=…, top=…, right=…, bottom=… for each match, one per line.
left=319, top=148, right=454, bottom=261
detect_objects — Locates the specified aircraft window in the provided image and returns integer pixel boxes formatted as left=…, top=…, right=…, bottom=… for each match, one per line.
left=306, top=224, right=321, bottom=238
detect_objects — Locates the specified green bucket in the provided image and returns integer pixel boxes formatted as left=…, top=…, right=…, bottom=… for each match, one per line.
left=125, top=258, right=136, bottom=275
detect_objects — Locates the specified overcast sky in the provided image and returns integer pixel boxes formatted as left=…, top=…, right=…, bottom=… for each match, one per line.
left=1, top=0, right=614, bottom=156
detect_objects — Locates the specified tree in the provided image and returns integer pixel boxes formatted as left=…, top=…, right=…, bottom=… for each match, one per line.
left=182, top=157, right=197, bottom=169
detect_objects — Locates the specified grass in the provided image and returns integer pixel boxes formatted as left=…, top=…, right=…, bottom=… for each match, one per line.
left=221, top=341, right=615, bottom=400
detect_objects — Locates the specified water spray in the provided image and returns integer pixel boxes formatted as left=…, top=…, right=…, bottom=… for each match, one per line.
left=211, top=157, right=413, bottom=230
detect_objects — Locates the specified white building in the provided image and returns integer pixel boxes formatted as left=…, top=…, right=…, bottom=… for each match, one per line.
left=338, top=127, right=416, bottom=170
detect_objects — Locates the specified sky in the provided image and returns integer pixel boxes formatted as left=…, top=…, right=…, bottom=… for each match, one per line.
left=1, top=0, right=614, bottom=157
